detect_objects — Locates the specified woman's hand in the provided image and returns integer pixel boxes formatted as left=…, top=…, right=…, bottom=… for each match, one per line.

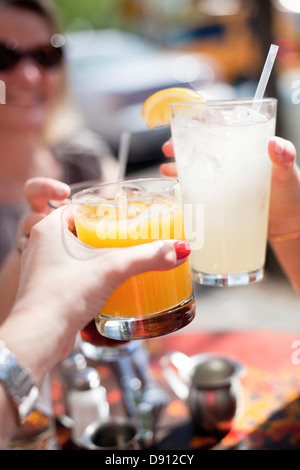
left=2, top=206, right=191, bottom=387
left=0, top=178, right=70, bottom=321
left=267, top=137, right=300, bottom=238
left=16, top=177, right=70, bottom=253
left=160, top=136, right=300, bottom=239
left=17, top=207, right=189, bottom=333
left=160, top=138, right=177, bottom=177
left=267, top=137, right=300, bottom=291
left=160, top=135, right=300, bottom=290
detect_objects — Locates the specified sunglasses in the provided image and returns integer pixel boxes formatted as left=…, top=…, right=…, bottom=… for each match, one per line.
left=0, top=42, right=64, bottom=72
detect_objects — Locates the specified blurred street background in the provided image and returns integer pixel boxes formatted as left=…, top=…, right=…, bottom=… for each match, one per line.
left=54, top=0, right=300, bottom=333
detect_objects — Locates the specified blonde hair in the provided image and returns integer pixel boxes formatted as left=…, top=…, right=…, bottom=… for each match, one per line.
left=0, top=0, right=82, bottom=143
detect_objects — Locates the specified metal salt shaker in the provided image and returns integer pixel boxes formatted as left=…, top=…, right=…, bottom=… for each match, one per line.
left=64, top=364, right=110, bottom=446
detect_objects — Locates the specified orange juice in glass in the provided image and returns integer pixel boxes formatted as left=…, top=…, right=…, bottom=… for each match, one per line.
left=71, top=178, right=195, bottom=340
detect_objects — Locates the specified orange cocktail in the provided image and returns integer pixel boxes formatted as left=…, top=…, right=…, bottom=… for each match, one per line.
left=72, top=178, right=195, bottom=340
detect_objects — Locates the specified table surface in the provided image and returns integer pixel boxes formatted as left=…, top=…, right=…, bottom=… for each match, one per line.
left=53, top=329, right=300, bottom=450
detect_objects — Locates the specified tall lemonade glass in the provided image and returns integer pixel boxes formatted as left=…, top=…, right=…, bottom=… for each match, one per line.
left=71, top=177, right=195, bottom=340
left=170, top=98, right=277, bottom=286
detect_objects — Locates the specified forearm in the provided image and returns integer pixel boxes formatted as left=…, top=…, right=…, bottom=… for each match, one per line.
left=0, top=250, right=21, bottom=324
left=0, top=384, right=18, bottom=449
left=0, top=303, right=69, bottom=446
left=270, top=237, right=300, bottom=292
left=268, top=205, right=300, bottom=293
left=0, top=304, right=67, bottom=387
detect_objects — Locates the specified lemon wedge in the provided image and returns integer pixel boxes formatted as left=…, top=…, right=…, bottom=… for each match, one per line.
left=142, top=87, right=205, bottom=129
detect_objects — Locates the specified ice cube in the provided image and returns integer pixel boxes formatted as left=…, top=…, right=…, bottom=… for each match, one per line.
left=96, top=203, right=116, bottom=218
left=226, top=106, right=267, bottom=127
left=75, top=196, right=107, bottom=206
left=127, top=202, right=148, bottom=218
left=173, top=106, right=207, bottom=128
left=180, top=151, right=223, bottom=202
left=116, top=185, right=146, bottom=200
left=192, top=108, right=225, bottom=126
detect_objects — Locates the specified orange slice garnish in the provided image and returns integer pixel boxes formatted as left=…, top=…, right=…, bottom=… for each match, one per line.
left=142, top=87, right=205, bottom=129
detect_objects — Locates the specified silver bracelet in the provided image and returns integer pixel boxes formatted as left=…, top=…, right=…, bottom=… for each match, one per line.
left=0, top=341, right=39, bottom=424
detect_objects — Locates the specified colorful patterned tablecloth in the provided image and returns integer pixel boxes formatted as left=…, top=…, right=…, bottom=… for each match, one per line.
left=53, top=330, right=300, bottom=450
left=147, top=330, right=300, bottom=450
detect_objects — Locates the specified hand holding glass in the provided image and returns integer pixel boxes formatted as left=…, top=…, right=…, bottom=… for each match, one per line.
left=71, top=178, right=195, bottom=340
left=170, top=98, right=277, bottom=286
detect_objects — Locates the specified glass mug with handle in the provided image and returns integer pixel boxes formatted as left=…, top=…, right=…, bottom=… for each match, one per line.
left=71, top=177, right=196, bottom=341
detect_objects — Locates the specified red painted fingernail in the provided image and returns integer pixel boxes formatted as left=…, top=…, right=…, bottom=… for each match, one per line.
left=174, top=241, right=191, bottom=260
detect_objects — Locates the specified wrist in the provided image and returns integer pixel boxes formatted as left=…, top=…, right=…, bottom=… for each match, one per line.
left=268, top=205, right=300, bottom=237
left=269, top=228, right=300, bottom=243
left=0, top=341, right=39, bottom=425
left=0, top=384, right=17, bottom=449
left=0, top=302, right=68, bottom=387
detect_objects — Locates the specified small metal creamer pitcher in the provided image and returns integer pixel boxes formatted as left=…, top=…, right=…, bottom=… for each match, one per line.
left=160, top=352, right=246, bottom=434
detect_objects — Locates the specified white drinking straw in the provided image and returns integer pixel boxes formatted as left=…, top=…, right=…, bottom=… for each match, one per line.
left=252, top=44, right=279, bottom=112
left=117, top=131, right=131, bottom=180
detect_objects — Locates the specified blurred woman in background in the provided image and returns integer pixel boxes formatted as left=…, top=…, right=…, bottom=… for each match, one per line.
left=0, top=0, right=118, bottom=266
